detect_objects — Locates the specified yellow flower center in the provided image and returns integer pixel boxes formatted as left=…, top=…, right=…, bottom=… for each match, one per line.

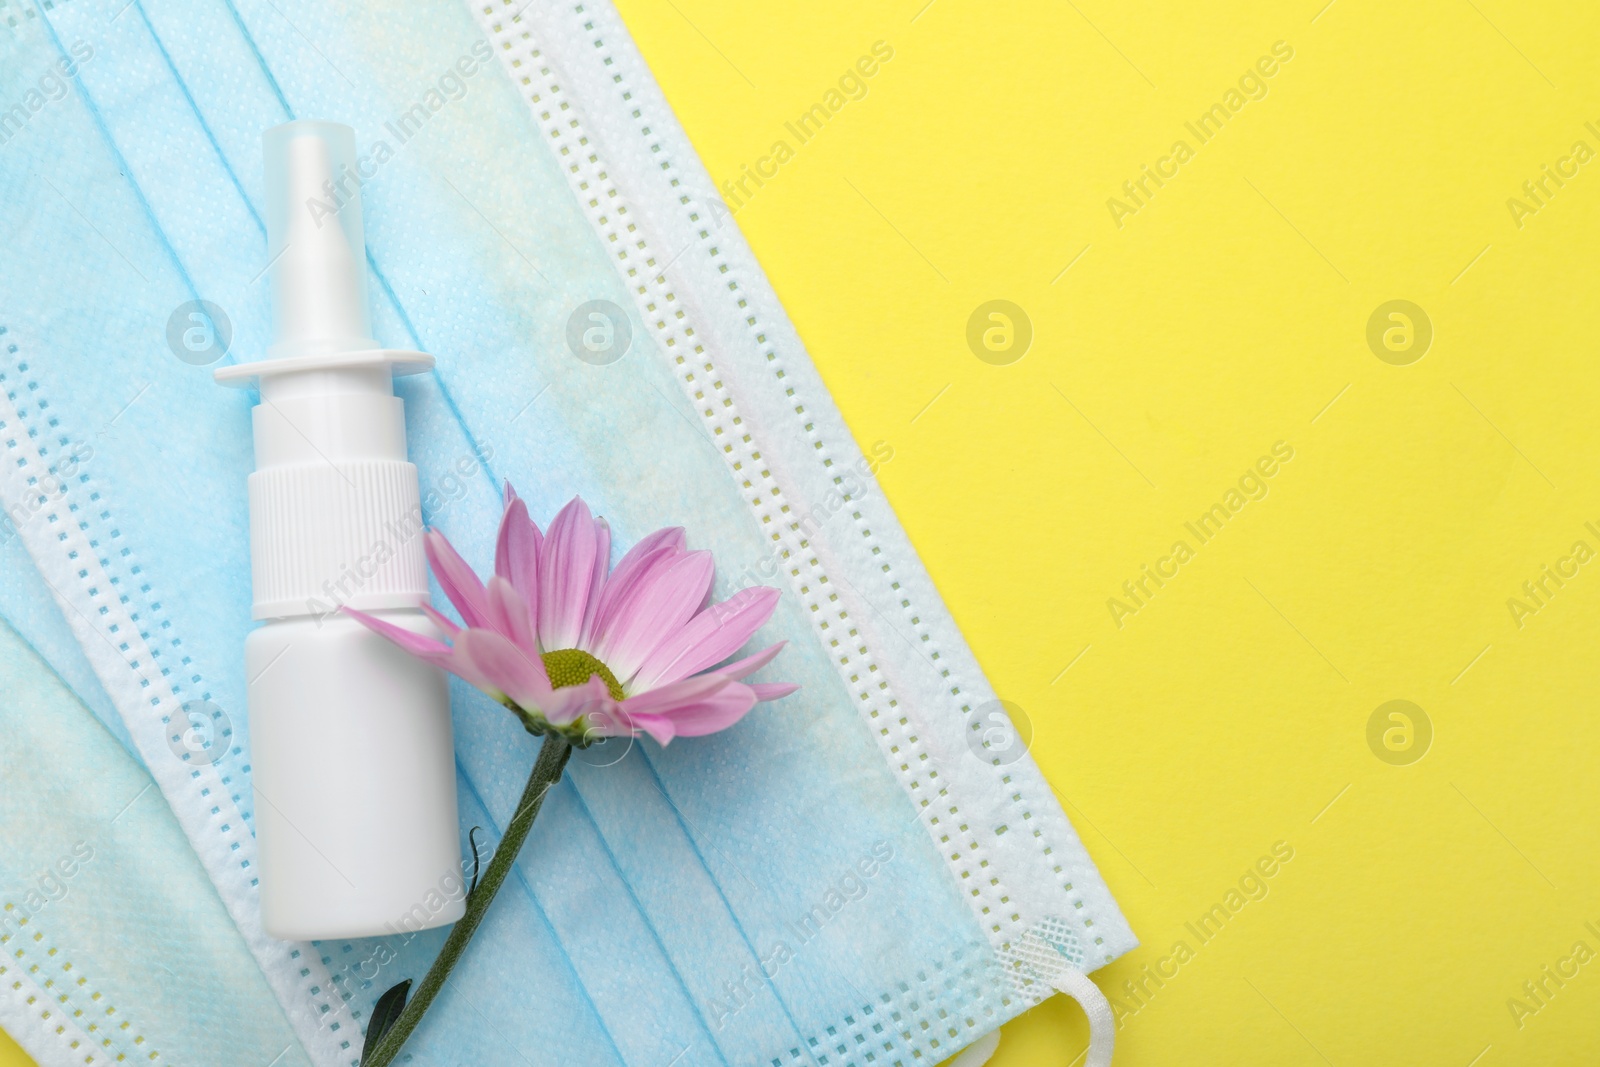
left=540, top=648, right=625, bottom=700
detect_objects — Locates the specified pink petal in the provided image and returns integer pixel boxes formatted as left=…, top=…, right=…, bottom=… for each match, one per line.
left=586, top=544, right=677, bottom=645
left=585, top=527, right=686, bottom=645
left=342, top=607, right=453, bottom=662
left=591, top=550, right=715, bottom=683
left=485, top=576, right=538, bottom=654
left=580, top=516, right=611, bottom=646
left=578, top=702, right=634, bottom=739
left=749, top=682, right=799, bottom=701
left=537, top=498, right=600, bottom=651
left=454, top=628, right=553, bottom=710
left=540, top=674, right=615, bottom=728
left=716, top=640, right=786, bottom=681
left=612, top=527, right=687, bottom=587
left=344, top=609, right=505, bottom=698
left=630, top=587, right=781, bottom=691
left=494, top=494, right=542, bottom=614
left=616, top=673, right=759, bottom=740
left=628, top=679, right=759, bottom=740
left=619, top=672, right=731, bottom=716
left=426, top=530, right=492, bottom=630
left=420, top=603, right=461, bottom=638
left=620, top=711, right=676, bottom=745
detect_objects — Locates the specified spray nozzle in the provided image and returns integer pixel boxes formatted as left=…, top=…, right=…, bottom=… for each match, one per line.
left=260, top=120, right=376, bottom=360
left=216, top=121, right=431, bottom=391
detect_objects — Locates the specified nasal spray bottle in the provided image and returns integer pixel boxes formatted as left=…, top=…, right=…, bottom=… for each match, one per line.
left=216, top=121, right=463, bottom=940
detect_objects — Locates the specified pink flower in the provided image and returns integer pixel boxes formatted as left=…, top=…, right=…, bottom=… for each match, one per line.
left=345, top=487, right=797, bottom=745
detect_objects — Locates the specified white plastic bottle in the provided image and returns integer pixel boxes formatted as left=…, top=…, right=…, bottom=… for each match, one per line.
left=216, top=121, right=464, bottom=940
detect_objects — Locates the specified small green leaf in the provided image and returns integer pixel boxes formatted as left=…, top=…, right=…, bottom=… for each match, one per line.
left=362, top=978, right=412, bottom=1062
left=468, top=826, right=485, bottom=898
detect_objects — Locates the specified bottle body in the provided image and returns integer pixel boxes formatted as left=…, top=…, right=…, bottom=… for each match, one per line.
left=248, top=609, right=464, bottom=940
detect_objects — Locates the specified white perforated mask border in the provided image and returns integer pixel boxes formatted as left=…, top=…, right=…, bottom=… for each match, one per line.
left=0, top=339, right=358, bottom=1063
left=463, top=0, right=1137, bottom=1059
left=0, top=906, right=146, bottom=1066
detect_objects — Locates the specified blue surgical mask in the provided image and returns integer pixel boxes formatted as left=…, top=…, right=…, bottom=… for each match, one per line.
left=0, top=2, right=1134, bottom=1066
left=0, top=617, right=315, bottom=1067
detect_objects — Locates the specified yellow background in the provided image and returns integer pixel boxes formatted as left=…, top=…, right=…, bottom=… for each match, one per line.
left=6, top=1, right=1599, bottom=1065
left=608, top=1, right=1600, bottom=1064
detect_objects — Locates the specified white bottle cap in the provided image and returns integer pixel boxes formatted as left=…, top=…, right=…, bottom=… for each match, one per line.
left=217, top=122, right=436, bottom=620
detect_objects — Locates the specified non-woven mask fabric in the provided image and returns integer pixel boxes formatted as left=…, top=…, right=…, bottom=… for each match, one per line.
left=0, top=617, right=314, bottom=1067
left=0, top=2, right=1137, bottom=1066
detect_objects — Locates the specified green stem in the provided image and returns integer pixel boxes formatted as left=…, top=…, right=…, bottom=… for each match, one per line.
left=363, top=733, right=572, bottom=1066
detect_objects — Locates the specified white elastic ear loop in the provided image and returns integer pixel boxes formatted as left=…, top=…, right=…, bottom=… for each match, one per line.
left=1053, top=969, right=1115, bottom=1067
left=948, top=1029, right=1001, bottom=1066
